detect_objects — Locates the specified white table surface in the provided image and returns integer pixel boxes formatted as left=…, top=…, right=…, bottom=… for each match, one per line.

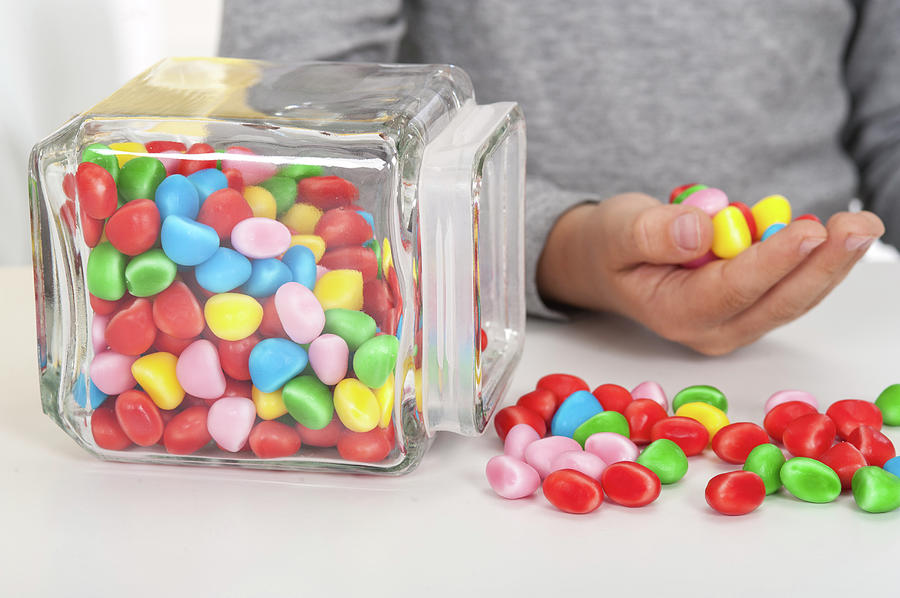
left=3, top=263, right=899, bottom=597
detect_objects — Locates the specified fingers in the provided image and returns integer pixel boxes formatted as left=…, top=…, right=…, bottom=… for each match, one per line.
left=600, top=194, right=714, bottom=268
left=722, top=210, right=884, bottom=339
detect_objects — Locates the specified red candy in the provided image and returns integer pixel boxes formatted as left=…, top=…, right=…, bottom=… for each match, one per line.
left=763, top=400, right=818, bottom=443
left=63, top=173, right=77, bottom=200
left=825, top=399, right=883, bottom=440
left=218, top=335, right=260, bottom=381
left=115, top=390, right=164, bottom=447
left=362, top=279, right=393, bottom=321
left=152, top=281, right=205, bottom=339
left=104, top=199, right=161, bottom=256
left=536, top=373, right=590, bottom=407
left=493, top=405, right=547, bottom=441
left=223, top=168, right=244, bottom=193
left=297, top=176, right=359, bottom=210
left=60, top=200, right=77, bottom=234
left=542, top=469, right=603, bottom=514
left=847, top=425, right=896, bottom=467
left=729, top=202, right=757, bottom=241
left=145, top=140, right=186, bottom=155
left=105, top=298, right=157, bottom=356
left=516, top=389, right=558, bottom=425
left=711, top=422, right=769, bottom=464
left=480, top=328, right=488, bottom=351
left=322, top=247, right=378, bottom=281
left=152, top=330, right=195, bottom=356
left=197, top=187, right=254, bottom=240
left=90, top=294, right=123, bottom=316
left=337, top=427, right=393, bottom=462
left=297, top=415, right=345, bottom=448
left=782, top=413, right=836, bottom=458
left=669, top=183, right=698, bottom=203
left=705, top=471, right=766, bottom=516
left=650, top=416, right=709, bottom=456
left=221, top=377, right=253, bottom=399
left=259, top=296, right=288, bottom=338
left=249, top=420, right=302, bottom=458
left=592, top=383, right=633, bottom=413
left=79, top=203, right=104, bottom=248
left=163, top=405, right=212, bottom=455
left=795, top=213, right=821, bottom=224
left=90, top=405, right=132, bottom=450
left=76, top=161, right=118, bottom=219
left=624, top=399, right=668, bottom=444
left=818, top=441, right=868, bottom=489
left=314, top=208, right=373, bottom=248
left=600, top=462, right=661, bottom=507
left=179, top=142, right=217, bottom=176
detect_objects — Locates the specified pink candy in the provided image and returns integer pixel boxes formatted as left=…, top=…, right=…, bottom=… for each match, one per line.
left=631, top=380, right=668, bottom=410
left=764, top=389, right=819, bottom=414
left=485, top=455, right=541, bottom=499
left=90, top=351, right=138, bottom=395
left=221, top=147, right=278, bottom=186
left=230, top=217, right=292, bottom=259
left=681, top=187, right=728, bottom=216
left=549, top=450, right=607, bottom=480
left=503, top=423, right=541, bottom=461
left=275, top=282, right=325, bottom=344
left=207, top=396, right=256, bottom=452
left=175, top=339, right=226, bottom=400
left=584, top=432, right=639, bottom=464
left=91, top=314, right=109, bottom=353
left=308, top=334, right=349, bottom=386
left=524, top=436, right=582, bottom=479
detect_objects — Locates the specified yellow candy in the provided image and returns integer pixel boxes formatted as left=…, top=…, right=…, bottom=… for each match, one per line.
left=252, top=385, right=288, bottom=420
left=281, top=203, right=323, bottom=234
left=108, top=142, right=147, bottom=167
left=288, top=234, right=326, bottom=262
left=711, top=205, right=752, bottom=259
left=243, top=186, right=277, bottom=219
left=751, top=195, right=792, bottom=240
left=414, top=367, right=422, bottom=413
left=674, top=401, right=730, bottom=440
left=131, top=352, right=184, bottom=410
left=204, top=293, right=263, bottom=341
left=314, top=269, right=363, bottom=311
left=374, top=375, right=394, bottom=429
left=382, top=238, right=393, bottom=273
left=333, top=378, right=380, bottom=432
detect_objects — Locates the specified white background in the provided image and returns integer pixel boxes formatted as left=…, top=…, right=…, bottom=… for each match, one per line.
left=1, top=0, right=222, bottom=266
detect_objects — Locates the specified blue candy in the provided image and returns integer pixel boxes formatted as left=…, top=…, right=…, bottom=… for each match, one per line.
left=155, top=174, right=200, bottom=221
left=280, top=245, right=317, bottom=289
left=186, top=168, right=228, bottom=204
left=550, top=390, right=604, bottom=438
left=761, top=222, right=787, bottom=241
left=242, top=258, right=292, bottom=297
left=357, top=210, right=376, bottom=239
left=161, top=215, right=220, bottom=266
left=249, top=338, right=308, bottom=393
left=73, top=374, right=107, bottom=409
left=195, top=247, right=252, bottom=293
left=885, top=456, right=900, bottom=478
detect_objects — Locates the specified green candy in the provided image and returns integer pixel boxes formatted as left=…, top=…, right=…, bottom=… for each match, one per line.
left=573, top=411, right=630, bottom=447
left=117, top=157, right=166, bottom=203
left=324, top=309, right=376, bottom=352
left=780, top=457, right=842, bottom=503
left=672, top=184, right=708, bottom=204
left=353, top=334, right=399, bottom=389
left=81, top=143, right=120, bottom=181
left=260, top=176, right=299, bottom=214
left=86, top=242, right=128, bottom=301
left=743, top=443, right=786, bottom=495
left=636, top=439, right=688, bottom=484
left=279, top=163, right=323, bottom=180
left=365, top=238, right=383, bottom=279
left=852, top=466, right=900, bottom=513
left=124, top=249, right=176, bottom=297
left=282, top=375, right=334, bottom=430
left=671, top=385, right=728, bottom=414
left=875, top=384, right=900, bottom=426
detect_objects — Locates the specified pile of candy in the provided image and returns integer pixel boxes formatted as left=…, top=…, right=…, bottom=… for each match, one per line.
left=65, top=140, right=407, bottom=462
left=669, top=184, right=820, bottom=266
left=486, top=375, right=900, bottom=515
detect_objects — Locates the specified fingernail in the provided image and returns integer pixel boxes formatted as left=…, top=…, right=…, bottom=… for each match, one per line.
left=673, top=213, right=700, bottom=251
left=798, top=237, right=826, bottom=256
left=845, top=235, right=875, bottom=252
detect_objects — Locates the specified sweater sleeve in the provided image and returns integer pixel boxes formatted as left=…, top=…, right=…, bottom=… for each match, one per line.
left=219, top=0, right=405, bottom=63
left=843, top=0, right=900, bottom=248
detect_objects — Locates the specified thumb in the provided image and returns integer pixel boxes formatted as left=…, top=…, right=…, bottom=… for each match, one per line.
left=601, top=194, right=714, bottom=267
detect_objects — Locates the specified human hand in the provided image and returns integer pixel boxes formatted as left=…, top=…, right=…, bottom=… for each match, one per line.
left=536, top=193, right=885, bottom=355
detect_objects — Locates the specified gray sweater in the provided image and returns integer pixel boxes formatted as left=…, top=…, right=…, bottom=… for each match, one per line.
left=220, top=0, right=900, bottom=317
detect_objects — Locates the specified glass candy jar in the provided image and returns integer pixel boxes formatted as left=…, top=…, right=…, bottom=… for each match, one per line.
left=28, top=58, right=526, bottom=474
